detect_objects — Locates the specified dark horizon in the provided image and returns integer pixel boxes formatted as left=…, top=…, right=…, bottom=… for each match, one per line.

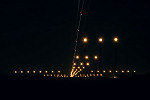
left=1, top=0, right=150, bottom=75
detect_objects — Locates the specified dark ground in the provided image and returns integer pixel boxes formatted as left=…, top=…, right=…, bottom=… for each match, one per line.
left=0, top=74, right=150, bottom=99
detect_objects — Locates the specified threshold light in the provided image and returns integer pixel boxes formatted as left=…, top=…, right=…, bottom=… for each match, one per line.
left=83, top=37, right=88, bottom=43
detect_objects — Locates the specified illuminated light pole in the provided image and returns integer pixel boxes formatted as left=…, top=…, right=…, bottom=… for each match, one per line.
left=113, top=37, right=119, bottom=70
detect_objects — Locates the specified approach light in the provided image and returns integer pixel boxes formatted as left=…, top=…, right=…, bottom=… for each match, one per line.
left=99, top=38, right=103, bottom=42
left=33, top=71, right=36, bottom=73
left=83, top=37, right=88, bottom=43
left=87, top=62, right=90, bottom=66
left=27, top=71, right=29, bottom=73
left=85, top=56, right=89, bottom=59
left=21, top=71, right=23, bottom=74
left=73, top=63, right=76, bottom=65
left=76, top=56, right=79, bottom=59
left=45, top=71, right=48, bottom=73
left=80, top=63, right=83, bottom=65
left=114, top=37, right=118, bottom=42
left=94, top=56, right=98, bottom=59
left=15, top=71, right=17, bottom=74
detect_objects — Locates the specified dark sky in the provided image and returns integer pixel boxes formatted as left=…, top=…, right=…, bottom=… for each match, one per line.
left=0, top=0, right=150, bottom=75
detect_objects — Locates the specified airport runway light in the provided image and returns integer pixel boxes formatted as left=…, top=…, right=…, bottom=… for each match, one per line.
left=45, top=71, right=48, bottom=73
left=15, top=71, right=17, bottom=74
left=114, top=37, right=118, bottom=42
left=100, top=74, right=102, bottom=76
left=27, top=71, right=29, bottom=74
left=58, top=71, right=60, bottom=73
left=94, top=56, right=98, bottom=59
left=73, top=67, right=75, bottom=69
left=33, top=71, right=36, bottom=73
left=109, top=70, right=112, bottom=73
left=47, top=74, right=49, bottom=76
left=73, top=63, right=76, bottom=65
left=87, top=62, right=90, bottom=66
left=97, top=70, right=99, bottom=73
left=134, top=70, right=136, bottom=73
left=80, top=62, right=83, bottom=65
left=83, top=66, right=85, bottom=69
left=122, top=70, right=124, bottom=73
left=78, top=66, right=80, bottom=69
left=39, top=71, right=42, bottom=73
left=99, top=38, right=103, bottom=42
left=76, top=55, right=79, bottom=59
left=44, top=74, right=45, bottom=77
left=51, top=71, right=54, bottom=73
left=83, top=37, right=88, bottom=43
left=80, top=69, right=82, bottom=71
left=116, top=70, right=118, bottom=73
left=103, top=70, right=105, bottom=73
left=85, top=56, right=89, bottom=59
left=91, top=70, right=93, bottom=73
left=127, top=70, right=129, bottom=73
left=21, top=71, right=23, bottom=74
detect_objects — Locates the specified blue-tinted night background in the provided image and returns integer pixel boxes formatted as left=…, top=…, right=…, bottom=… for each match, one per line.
left=0, top=0, right=150, bottom=76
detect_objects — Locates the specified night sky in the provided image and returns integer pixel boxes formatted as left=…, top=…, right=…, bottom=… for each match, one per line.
left=0, top=0, right=150, bottom=75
